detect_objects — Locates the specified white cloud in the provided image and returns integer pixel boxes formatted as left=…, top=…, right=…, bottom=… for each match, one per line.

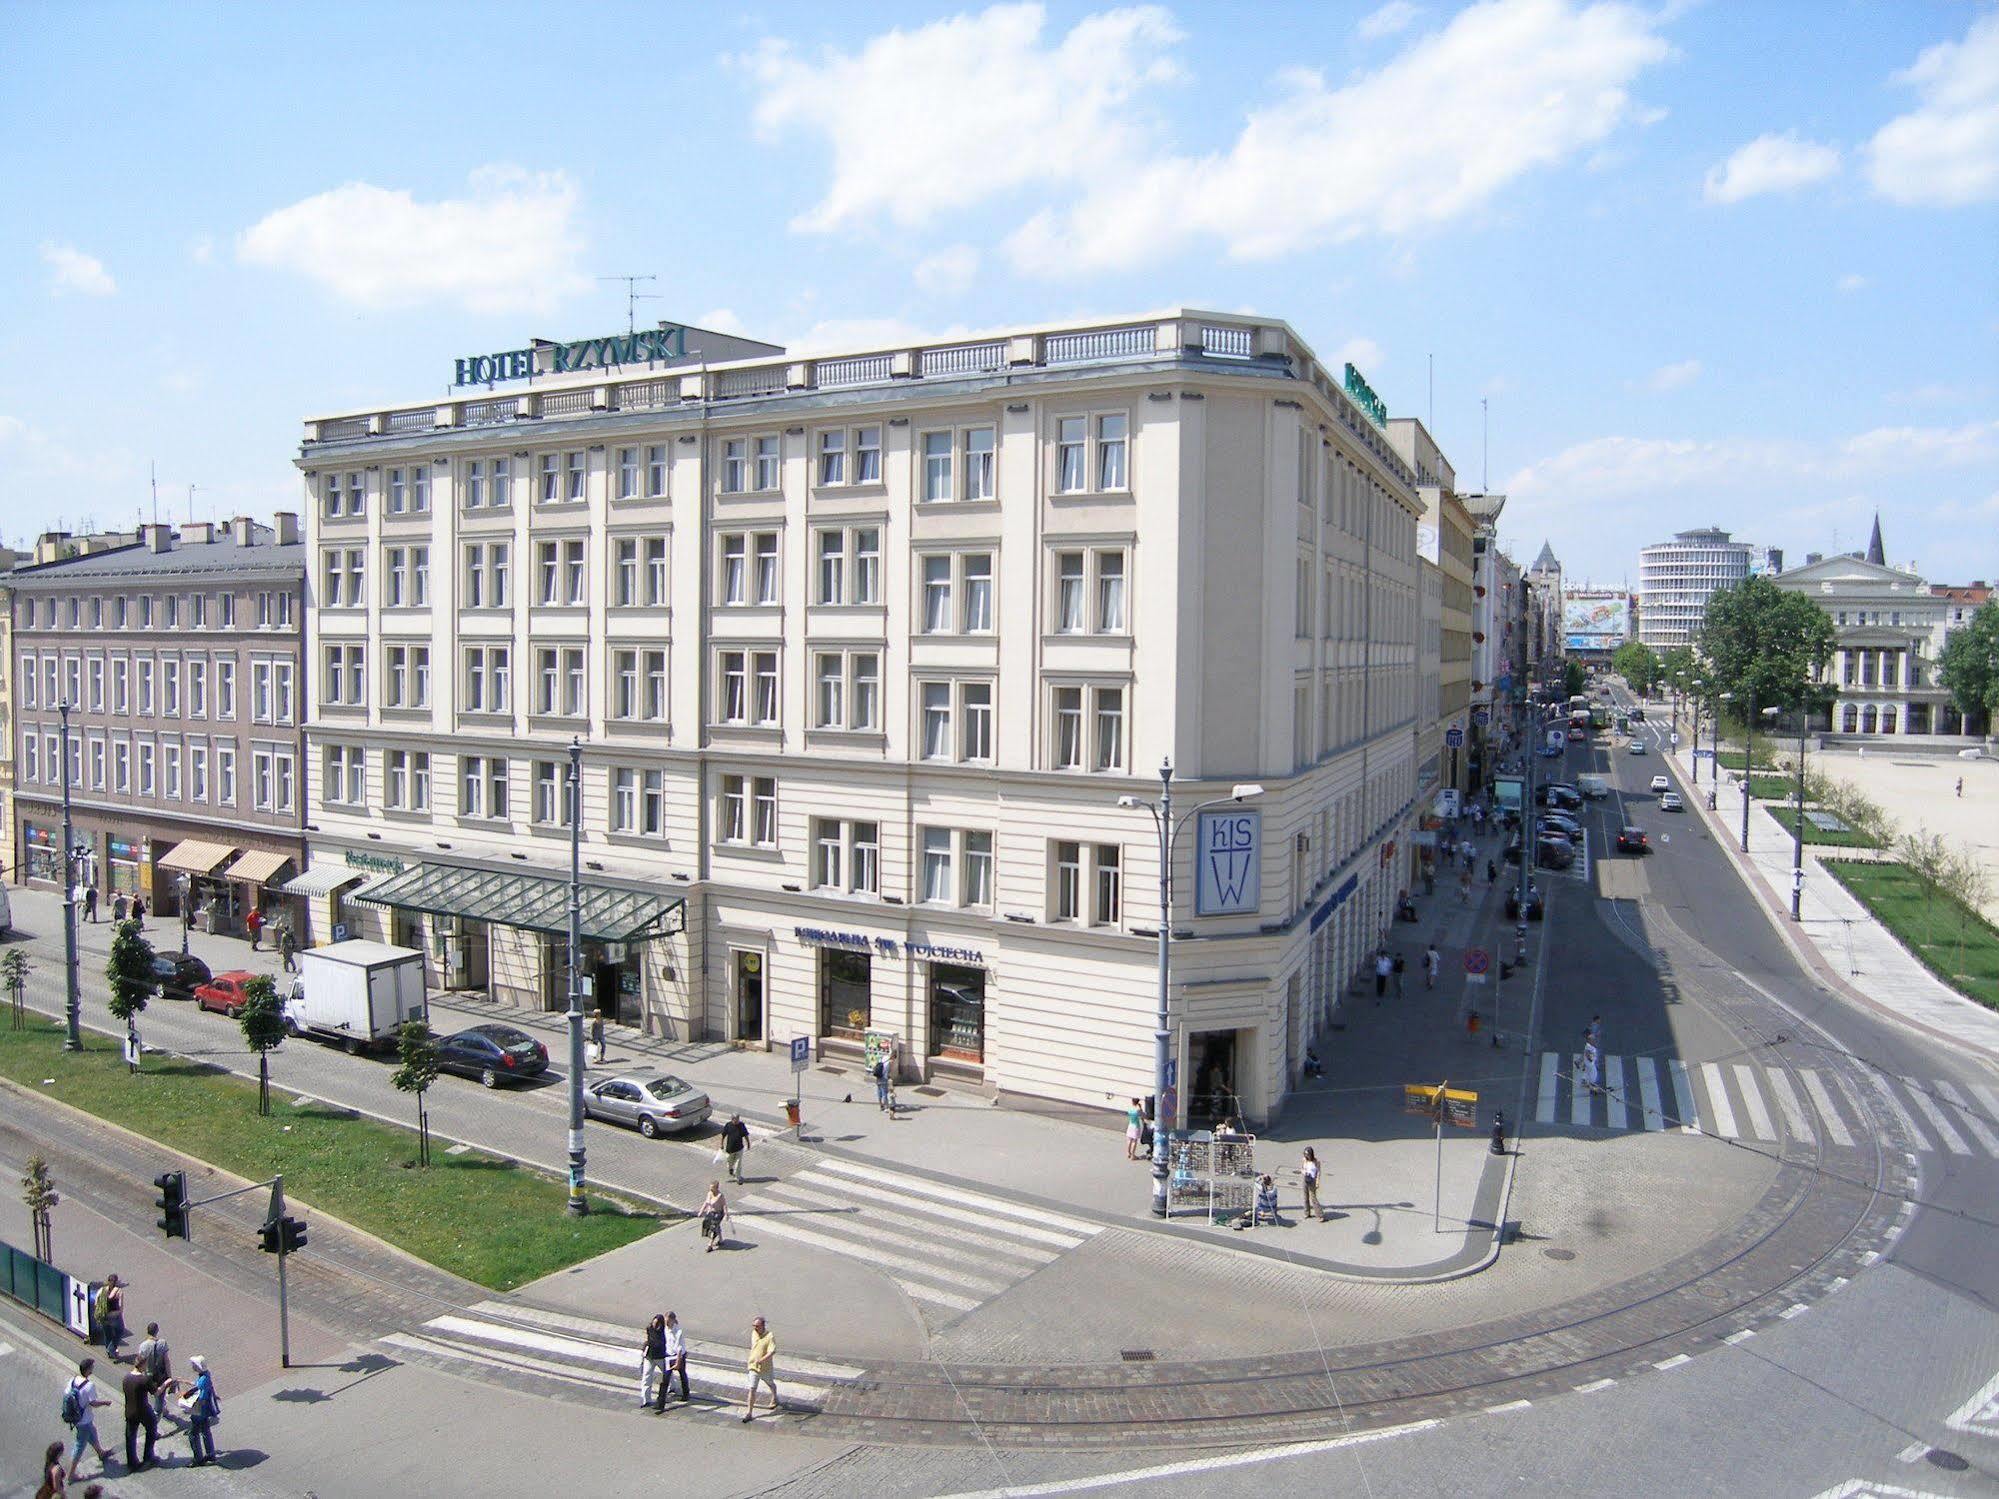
left=188, top=235, right=215, bottom=265
left=1333, top=337, right=1385, bottom=373
left=1645, top=358, right=1701, bottom=392
left=1358, top=1, right=1422, bottom=40
left=1837, top=272, right=1868, bottom=293
left=914, top=244, right=981, bottom=296
left=1005, top=0, right=1673, bottom=275
left=40, top=242, right=116, bottom=297
left=788, top=317, right=970, bottom=355
left=1865, top=10, right=1999, bottom=206
left=1701, top=132, right=1841, bottom=203
left=695, top=307, right=749, bottom=335
left=237, top=165, right=587, bottom=313
left=739, top=3, right=1184, bottom=234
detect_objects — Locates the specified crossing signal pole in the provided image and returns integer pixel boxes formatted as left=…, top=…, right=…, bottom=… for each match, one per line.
left=255, top=1176, right=303, bottom=1367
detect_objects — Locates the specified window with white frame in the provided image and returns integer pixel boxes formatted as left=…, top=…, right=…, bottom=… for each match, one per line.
left=715, top=649, right=778, bottom=727
left=411, top=462, right=432, bottom=512
left=137, top=657, right=156, bottom=715
left=536, top=539, right=586, bottom=605
left=1054, top=412, right=1131, bottom=494
left=87, top=657, right=105, bottom=712
left=385, top=546, right=419, bottom=607
left=815, top=425, right=880, bottom=487
left=323, top=644, right=364, bottom=707
left=1052, top=685, right=1083, bottom=769
left=753, top=435, right=780, bottom=491
left=18, top=656, right=34, bottom=710
left=917, top=827, right=994, bottom=907
left=812, top=818, right=880, bottom=895
left=753, top=533, right=778, bottom=603
left=811, top=650, right=879, bottom=731
left=919, top=826, right=952, bottom=903
left=464, top=541, right=509, bottom=608
left=189, top=742, right=208, bottom=802
left=1052, top=841, right=1122, bottom=925
left=385, top=749, right=429, bottom=811
left=918, top=552, right=994, bottom=634
left=921, top=555, right=952, bottom=632
left=1092, top=686, right=1126, bottom=770
left=531, top=760, right=562, bottom=825
left=112, top=738, right=131, bottom=793
left=387, top=467, right=408, bottom=513
left=611, top=768, right=668, bottom=837
left=463, top=645, right=511, bottom=713
left=962, top=681, right=994, bottom=761
left=611, top=647, right=668, bottom=721
left=919, top=681, right=952, bottom=759
left=816, top=530, right=845, bottom=604
left=616, top=447, right=641, bottom=500
left=533, top=646, right=586, bottom=717
left=565, top=450, right=586, bottom=502
left=963, top=426, right=996, bottom=501
left=1096, top=413, right=1128, bottom=489
left=215, top=743, right=235, bottom=805
left=813, top=526, right=880, bottom=605
left=717, top=774, right=777, bottom=847
left=138, top=740, right=157, bottom=795
left=459, top=755, right=508, bottom=819
left=721, top=439, right=747, bottom=494
left=963, top=553, right=993, bottom=631
left=384, top=644, right=430, bottom=708
left=538, top=453, right=561, bottom=504
left=646, top=444, right=668, bottom=497
left=921, top=430, right=953, bottom=501
left=87, top=735, right=105, bottom=791
left=464, top=458, right=488, bottom=509
left=1055, top=417, right=1087, bottom=492
left=325, top=744, right=365, bottom=805
left=252, top=746, right=295, bottom=813
left=215, top=658, right=234, bottom=719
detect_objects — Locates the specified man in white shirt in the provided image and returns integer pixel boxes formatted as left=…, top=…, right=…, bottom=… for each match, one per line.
left=660, top=1311, right=688, bottom=1404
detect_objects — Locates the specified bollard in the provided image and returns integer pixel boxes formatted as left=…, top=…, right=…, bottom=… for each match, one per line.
left=1490, top=1111, right=1507, bottom=1155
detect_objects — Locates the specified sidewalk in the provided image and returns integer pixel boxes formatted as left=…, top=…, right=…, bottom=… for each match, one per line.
left=1664, top=729, right=1999, bottom=1063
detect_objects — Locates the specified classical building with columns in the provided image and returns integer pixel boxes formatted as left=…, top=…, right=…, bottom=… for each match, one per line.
left=293, top=309, right=1427, bottom=1128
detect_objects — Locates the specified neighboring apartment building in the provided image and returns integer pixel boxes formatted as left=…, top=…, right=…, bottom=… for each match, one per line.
left=1388, top=419, right=1473, bottom=801
left=1461, top=493, right=1511, bottom=787
left=0, top=545, right=22, bottom=880
left=296, top=309, right=1425, bottom=1128
left=8, top=519, right=307, bottom=927
left=1638, top=526, right=1754, bottom=649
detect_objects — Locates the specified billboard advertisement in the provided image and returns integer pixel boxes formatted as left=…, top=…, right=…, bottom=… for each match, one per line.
left=1563, top=595, right=1631, bottom=651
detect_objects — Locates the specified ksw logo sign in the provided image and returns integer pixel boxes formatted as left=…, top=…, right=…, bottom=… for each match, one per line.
left=1195, top=810, right=1261, bottom=916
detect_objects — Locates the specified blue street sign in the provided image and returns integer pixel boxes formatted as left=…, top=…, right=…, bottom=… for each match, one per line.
left=789, top=1035, right=811, bottom=1073
left=1445, top=726, right=1465, bottom=748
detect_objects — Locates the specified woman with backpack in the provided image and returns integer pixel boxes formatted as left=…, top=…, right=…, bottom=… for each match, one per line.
left=182, top=1355, right=219, bottom=1466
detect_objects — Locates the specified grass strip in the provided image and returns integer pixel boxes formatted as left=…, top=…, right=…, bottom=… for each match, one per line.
left=1745, top=775, right=1800, bottom=801
left=1820, top=860, right=1999, bottom=1011
left=1766, top=808, right=1880, bottom=849
left=1715, top=749, right=1781, bottom=772
left=0, top=1020, right=661, bottom=1289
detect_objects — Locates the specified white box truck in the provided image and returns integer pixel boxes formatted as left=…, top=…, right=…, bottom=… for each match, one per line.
left=289, top=941, right=427, bottom=1053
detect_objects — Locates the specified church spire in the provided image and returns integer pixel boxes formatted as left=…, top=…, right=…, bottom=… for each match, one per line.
left=1866, top=512, right=1885, bottom=566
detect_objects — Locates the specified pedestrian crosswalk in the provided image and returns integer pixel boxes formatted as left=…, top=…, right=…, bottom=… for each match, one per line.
left=382, top=1300, right=864, bottom=1412
left=742, top=1156, right=1104, bottom=1324
left=1533, top=1052, right=1999, bottom=1159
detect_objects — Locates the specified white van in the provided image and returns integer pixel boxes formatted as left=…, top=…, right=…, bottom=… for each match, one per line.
left=1576, top=774, right=1611, bottom=800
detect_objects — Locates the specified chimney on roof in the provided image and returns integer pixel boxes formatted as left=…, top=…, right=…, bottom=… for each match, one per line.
left=1805, top=552, right=1823, bottom=565
left=273, top=511, right=300, bottom=546
left=183, top=521, right=214, bottom=545
left=34, top=531, right=71, bottom=565
left=142, top=523, right=172, bottom=554
left=232, top=516, right=254, bottom=546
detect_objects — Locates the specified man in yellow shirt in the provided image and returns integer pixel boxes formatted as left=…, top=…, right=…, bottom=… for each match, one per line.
left=742, top=1316, right=778, bottom=1422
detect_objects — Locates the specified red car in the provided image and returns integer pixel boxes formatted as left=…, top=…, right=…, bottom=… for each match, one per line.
left=194, top=970, right=258, bottom=1016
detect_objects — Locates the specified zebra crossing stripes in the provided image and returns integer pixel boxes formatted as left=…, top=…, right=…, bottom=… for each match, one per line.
left=1733, top=1064, right=1777, bottom=1141
left=1905, top=1087, right=1970, bottom=1155
left=1799, top=1070, right=1856, bottom=1149
left=1666, top=1060, right=1698, bottom=1135
left=1700, top=1063, right=1740, bottom=1138
left=1636, top=1058, right=1666, bottom=1131
left=1603, top=1058, right=1629, bottom=1129
left=1570, top=1059, right=1591, bottom=1126
left=1538, top=1052, right=1558, bottom=1120
left=1864, top=1070, right=1932, bottom=1152
left=1937, top=1081, right=1999, bottom=1155
left=1975, top=1084, right=1999, bottom=1121
left=744, top=1157, right=1103, bottom=1322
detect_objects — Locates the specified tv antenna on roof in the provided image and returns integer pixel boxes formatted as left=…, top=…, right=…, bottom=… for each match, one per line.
left=599, top=274, right=659, bottom=336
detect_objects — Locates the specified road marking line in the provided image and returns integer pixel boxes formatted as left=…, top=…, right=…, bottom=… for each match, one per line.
left=816, top=1157, right=1103, bottom=1238
left=1570, top=1055, right=1593, bottom=1127
left=1733, top=1064, right=1777, bottom=1141
left=1896, top=1441, right=1927, bottom=1463
left=1537, top=1051, right=1558, bottom=1123
left=1798, top=1070, right=1856, bottom=1149
left=1723, top=1329, right=1755, bottom=1345
left=0, top=1342, right=13, bottom=1359
left=800, top=1167, right=1091, bottom=1251
left=1484, top=1399, right=1531, bottom=1414
left=1653, top=1354, right=1691, bottom=1370
left=1779, top=1303, right=1808, bottom=1319
left=930, top=1419, right=1444, bottom=1498
left=1636, top=1057, right=1665, bottom=1130
left=417, top=1316, right=836, bottom=1401
left=1905, top=1084, right=1970, bottom=1155
left=1573, top=1377, right=1616, bottom=1393
left=1765, top=1069, right=1814, bottom=1145
left=1863, top=1251, right=1881, bottom=1265
left=1944, top=1368, right=1999, bottom=1436
left=1829, top=1276, right=1849, bottom=1292
left=1667, top=1059, right=1699, bottom=1134
left=1866, top=1072, right=1933, bottom=1153
left=763, top=1178, right=1056, bottom=1269
left=465, top=1302, right=864, bottom=1380
left=1934, top=1080, right=1999, bottom=1157
left=747, top=1216, right=997, bottom=1304
left=1700, top=1063, right=1739, bottom=1138
left=1603, top=1056, right=1629, bottom=1130
left=1972, top=1083, right=1999, bottom=1122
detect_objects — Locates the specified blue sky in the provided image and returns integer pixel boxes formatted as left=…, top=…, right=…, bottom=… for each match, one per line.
left=4, top=0, right=1995, bottom=586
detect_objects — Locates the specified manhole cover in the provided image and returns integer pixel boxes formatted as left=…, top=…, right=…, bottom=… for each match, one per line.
left=1925, top=1450, right=1970, bottom=1472
left=1542, top=1248, right=1576, bottom=1261
left=1120, top=1349, right=1155, bottom=1362
left=815, top=1065, right=846, bottom=1075
left=914, top=1086, right=946, bottom=1097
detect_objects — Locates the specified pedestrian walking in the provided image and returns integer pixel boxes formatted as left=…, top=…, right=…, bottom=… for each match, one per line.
left=1424, top=944, right=1440, bottom=990
left=639, top=1314, right=668, bottom=1409
left=120, top=1365, right=157, bottom=1472
left=742, top=1316, right=779, bottom=1422
left=129, top=897, right=145, bottom=930
left=1459, top=871, right=1472, bottom=905
left=1956, top=777, right=1964, bottom=798
left=1586, top=1015, right=1603, bottom=1051
left=245, top=907, right=263, bottom=951
left=84, top=886, right=98, bottom=923
left=279, top=923, right=298, bottom=974
left=35, top=1440, right=66, bottom=1499
left=699, top=1181, right=728, bottom=1252
left=1392, top=952, right=1407, bottom=998
left=135, top=1323, right=174, bottom=1424
left=660, top=1312, right=689, bottom=1405
left=1300, top=1147, right=1323, bottom=1222
left=1581, top=1039, right=1601, bottom=1093
left=719, top=1113, right=750, bottom=1183
left=60, top=1358, right=113, bottom=1482
left=111, top=893, right=128, bottom=924
left=1487, top=857, right=1497, bottom=885
left=1125, top=1098, right=1145, bottom=1160
left=181, top=1356, right=218, bottom=1466
left=1373, top=950, right=1392, bottom=1002
left=873, top=1050, right=893, bottom=1112
left=94, top=1275, right=125, bottom=1361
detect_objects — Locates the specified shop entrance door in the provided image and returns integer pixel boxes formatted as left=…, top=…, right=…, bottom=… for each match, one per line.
left=732, top=951, right=765, bottom=1043
left=1188, top=1030, right=1241, bottom=1126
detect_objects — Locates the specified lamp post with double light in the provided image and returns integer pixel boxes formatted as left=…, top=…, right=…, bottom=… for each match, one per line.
left=1764, top=703, right=1810, bottom=921
left=1118, top=759, right=1264, bottom=1220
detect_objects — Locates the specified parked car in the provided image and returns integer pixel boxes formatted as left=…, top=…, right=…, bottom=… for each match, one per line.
left=1536, top=836, right=1576, bottom=869
left=1649, top=774, right=1671, bottom=794
left=1539, top=810, right=1585, bottom=836
left=1659, top=791, right=1685, bottom=812
left=1628, top=706, right=1645, bottom=722
left=436, top=1024, right=550, bottom=1088
left=152, top=952, right=212, bottom=1003
left=1502, top=839, right=1524, bottom=866
left=1616, top=825, right=1650, bottom=855
left=582, top=1070, right=712, bottom=1138
left=194, top=970, right=258, bottom=1016
left=1506, top=886, right=1546, bottom=920
left=1629, top=739, right=1648, bottom=755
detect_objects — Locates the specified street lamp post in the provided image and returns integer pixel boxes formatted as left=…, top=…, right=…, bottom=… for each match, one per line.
left=1769, top=703, right=1808, bottom=921
left=564, top=737, right=588, bottom=1217
left=1741, top=683, right=1758, bottom=853
left=59, top=702, right=82, bottom=1051
left=1120, top=759, right=1263, bottom=1220
left=179, top=873, right=192, bottom=957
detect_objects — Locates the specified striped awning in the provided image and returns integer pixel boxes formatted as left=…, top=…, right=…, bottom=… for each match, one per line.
left=155, top=839, right=237, bottom=876
left=282, top=863, right=368, bottom=898
left=223, top=849, right=294, bottom=886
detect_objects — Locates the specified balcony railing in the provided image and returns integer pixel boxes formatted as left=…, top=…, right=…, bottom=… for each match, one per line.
left=1045, top=326, right=1154, bottom=363
left=815, top=353, right=893, bottom=389
left=919, top=341, right=1007, bottom=378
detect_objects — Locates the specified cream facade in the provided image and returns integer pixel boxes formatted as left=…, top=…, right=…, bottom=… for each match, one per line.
left=1774, top=552, right=1953, bottom=737
left=297, top=310, right=1424, bottom=1127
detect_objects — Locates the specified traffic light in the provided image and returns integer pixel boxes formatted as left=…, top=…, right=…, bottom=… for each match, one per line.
left=258, top=1218, right=280, bottom=1254
left=259, top=1215, right=307, bottom=1254
left=153, top=1171, right=188, bottom=1240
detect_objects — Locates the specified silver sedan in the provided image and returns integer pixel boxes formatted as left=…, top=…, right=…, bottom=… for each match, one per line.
left=582, top=1070, right=712, bottom=1138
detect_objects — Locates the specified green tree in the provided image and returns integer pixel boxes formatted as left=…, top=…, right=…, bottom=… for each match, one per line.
left=21, top=1156, right=58, bottom=1262
left=1612, top=641, right=1661, bottom=695
left=2, top=948, right=30, bottom=1030
left=105, top=918, right=156, bottom=1073
left=392, top=1018, right=442, bottom=1166
left=1699, top=575, right=1837, bottom=718
left=238, top=975, right=286, bottom=1116
left=1938, top=599, right=1999, bottom=734
left=1563, top=659, right=1587, bottom=698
